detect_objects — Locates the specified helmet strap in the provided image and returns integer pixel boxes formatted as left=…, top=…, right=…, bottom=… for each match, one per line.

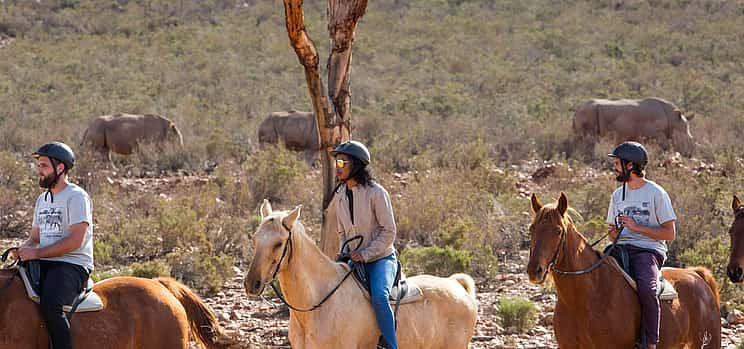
left=43, top=158, right=61, bottom=203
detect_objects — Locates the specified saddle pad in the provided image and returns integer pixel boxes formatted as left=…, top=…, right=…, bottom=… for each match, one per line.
left=605, top=257, right=678, bottom=301
left=342, top=264, right=424, bottom=305
left=19, top=266, right=104, bottom=312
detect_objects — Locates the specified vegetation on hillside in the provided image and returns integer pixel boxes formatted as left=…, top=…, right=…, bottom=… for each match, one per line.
left=1, top=0, right=742, bottom=307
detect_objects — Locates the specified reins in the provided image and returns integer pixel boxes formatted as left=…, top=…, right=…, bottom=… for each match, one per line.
left=0, top=248, right=20, bottom=298
left=548, top=224, right=618, bottom=276
left=266, top=222, right=359, bottom=312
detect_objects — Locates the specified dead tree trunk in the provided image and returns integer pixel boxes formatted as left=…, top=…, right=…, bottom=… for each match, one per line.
left=282, top=0, right=367, bottom=257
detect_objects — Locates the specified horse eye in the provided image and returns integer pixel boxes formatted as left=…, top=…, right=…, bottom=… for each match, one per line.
left=273, top=242, right=282, bottom=250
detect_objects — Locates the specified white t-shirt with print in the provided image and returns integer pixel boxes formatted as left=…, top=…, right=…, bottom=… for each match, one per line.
left=32, top=183, right=94, bottom=271
left=606, top=180, right=676, bottom=259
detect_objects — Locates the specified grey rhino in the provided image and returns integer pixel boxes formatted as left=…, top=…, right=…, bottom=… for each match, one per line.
left=573, top=97, right=695, bottom=156
left=81, top=113, right=183, bottom=163
left=258, top=110, right=320, bottom=166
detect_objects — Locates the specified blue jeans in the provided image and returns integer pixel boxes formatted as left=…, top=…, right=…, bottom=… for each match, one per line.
left=365, top=253, right=398, bottom=349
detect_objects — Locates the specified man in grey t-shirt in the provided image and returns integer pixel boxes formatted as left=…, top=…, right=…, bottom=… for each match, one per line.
left=606, top=142, right=676, bottom=349
left=16, top=142, right=93, bottom=349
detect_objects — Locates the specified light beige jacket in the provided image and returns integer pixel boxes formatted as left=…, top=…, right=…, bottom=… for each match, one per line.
left=333, top=181, right=396, bottom=262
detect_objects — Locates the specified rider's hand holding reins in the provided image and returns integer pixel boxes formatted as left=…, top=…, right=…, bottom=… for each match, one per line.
left=17, top=247, right=40, bottom=261
left=607, top=224, right=620, bottom=242
left=350, top=251, right=364, bottom=262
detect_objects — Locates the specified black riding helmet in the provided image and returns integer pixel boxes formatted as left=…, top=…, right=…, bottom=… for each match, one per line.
left=32, top=142, right=76, bottom=172
left=608, top=141, right=648, bottom=168
left=332, top=140, right=371, bottom=165
left=32, top=142, right=76, bottom=203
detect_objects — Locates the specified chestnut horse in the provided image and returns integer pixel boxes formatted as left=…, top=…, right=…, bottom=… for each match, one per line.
left=727, top=195, right=744, bottom=283
left=243, top=201, right=478, bottom=349
left=0, top=272, right=240, bottom=349
left=527, top=192, right=721, bottom=349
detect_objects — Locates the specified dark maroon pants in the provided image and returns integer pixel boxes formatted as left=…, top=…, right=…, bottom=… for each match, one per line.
left=626, top=245, right=664, bottom=346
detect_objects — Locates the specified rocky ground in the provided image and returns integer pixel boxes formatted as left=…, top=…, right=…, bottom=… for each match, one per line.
left=197, top=256, right=744, bottom=349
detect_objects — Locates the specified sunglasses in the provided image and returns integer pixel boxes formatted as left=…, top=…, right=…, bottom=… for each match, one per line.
left=335, top=159, right=351, bottom=168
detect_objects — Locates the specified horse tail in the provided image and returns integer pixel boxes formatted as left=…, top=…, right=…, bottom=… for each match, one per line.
left=156, top=277, right=240, bottom=349
left=449, top=273, right=476, bottom=298
left=692, top=267, right=720, bottom=307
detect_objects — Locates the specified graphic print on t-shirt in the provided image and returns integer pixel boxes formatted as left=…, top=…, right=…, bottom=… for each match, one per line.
left=38, top=207, right=64, bottom=240
left=615, top=200, right=651, bottom=228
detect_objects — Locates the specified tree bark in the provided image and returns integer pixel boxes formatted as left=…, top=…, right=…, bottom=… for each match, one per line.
left=282, top=0, right=366, bottom=257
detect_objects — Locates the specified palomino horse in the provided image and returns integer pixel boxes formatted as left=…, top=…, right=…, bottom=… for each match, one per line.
left=243, top=201, right=478, bottom=349
left=0, top=271, right=240, bottom=349
left=527, top=193, right=721, bottom=349
left=727, top=195, right=744, bottom=283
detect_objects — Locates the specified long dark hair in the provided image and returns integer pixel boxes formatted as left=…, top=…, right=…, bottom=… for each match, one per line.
left=349, top=156, right=374, bottom=187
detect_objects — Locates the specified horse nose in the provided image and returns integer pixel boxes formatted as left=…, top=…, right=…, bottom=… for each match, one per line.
left=535, top=266, right=543, bottom=277
left=252, top=280, right=262, bottom=293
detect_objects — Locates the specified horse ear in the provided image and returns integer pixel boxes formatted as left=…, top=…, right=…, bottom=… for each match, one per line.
left=530, top=193, right=543, bottom=213
left=557, top=192, right=568, bottom=216
left=283, top=205, right=303, bottom=229
left=734, top=195, right=742, bottom=213
left=260, top=199, right=272, bottom=218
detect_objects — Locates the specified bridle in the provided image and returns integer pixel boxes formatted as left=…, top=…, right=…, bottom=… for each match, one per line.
left=544, top=221, right=618, bottom=276
left=264, top=220, right=357, bottom=312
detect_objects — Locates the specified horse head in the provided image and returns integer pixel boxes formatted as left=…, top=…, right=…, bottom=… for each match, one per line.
left=727, top=195, right=744, bottom=283
left=243, top=199, right=302, bottom=296
left=527, top=192, right=571, bottom=284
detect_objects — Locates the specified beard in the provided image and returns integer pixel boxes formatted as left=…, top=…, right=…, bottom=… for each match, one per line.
left=38, top=173, right=57, bottom=188
left=615, top=170, right=630, bottom=182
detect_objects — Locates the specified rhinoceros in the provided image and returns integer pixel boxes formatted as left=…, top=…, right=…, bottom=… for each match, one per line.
left=258, top=110, right=320, bottom=165
left=573, top=98, right=695, bottom=156
left=81, top=113, right=183, bottom=163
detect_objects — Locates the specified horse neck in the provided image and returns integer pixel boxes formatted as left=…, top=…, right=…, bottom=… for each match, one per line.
left=277, top=227, right=347, bottom=307
left=552, top=223, right=606, bottom=297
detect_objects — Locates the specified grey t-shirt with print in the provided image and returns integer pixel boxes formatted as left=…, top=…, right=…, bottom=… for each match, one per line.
left=605, top=180, right=676, bottom=259
left=32, top=183, right=94, bottom=271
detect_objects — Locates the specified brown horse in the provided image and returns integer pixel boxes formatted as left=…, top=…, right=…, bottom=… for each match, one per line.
left=726, top=195, right=744, bottom=283
left=0, top=272, right=240, bottom=349
left=527, top=192, right=721, bottom=349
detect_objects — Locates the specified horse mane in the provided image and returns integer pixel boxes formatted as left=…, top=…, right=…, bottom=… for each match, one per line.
left=264, top=210, right=307, bottom=237
left=533, top=203, right=600, bottom=256
left=532, top=202, right=583, bottom=227
left=736, top=207, right=744, bottom=220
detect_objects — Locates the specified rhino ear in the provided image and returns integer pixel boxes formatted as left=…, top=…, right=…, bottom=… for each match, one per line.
left=260, top=199, right=272, bottom=218
left=531, top=194, right=543, bottom=214
left=685, top=112, right=695, bottom=121
left=557, top=192, right=569, bottom=216
left=734, top=195, right=742, bottom=213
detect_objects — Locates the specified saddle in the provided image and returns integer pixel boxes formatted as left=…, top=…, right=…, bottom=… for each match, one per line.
left=19, top=261, right=104, bottom=315
left=604, top=245, right=678, bottom=301
left=338, top=257, right=423, bottom=306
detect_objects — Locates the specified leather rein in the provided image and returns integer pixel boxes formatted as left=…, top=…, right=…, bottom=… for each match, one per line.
left=0, top=248, right=20, bottom=298
left=266, top=222, right=358, bottom=312
left=547, top=224, right=618, bottom=276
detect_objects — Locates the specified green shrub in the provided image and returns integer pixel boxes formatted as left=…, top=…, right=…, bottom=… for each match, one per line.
left=399, top=246, right=471, bottom=276
left=242, top=143, right=307, bottom=207
left=166, top=250, right=234, bottom=295
left=679, top=237, right=743, bottom=304
left=130, top=260, right=172, bottom=279
left=496, top=297, right=538, bottom=333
